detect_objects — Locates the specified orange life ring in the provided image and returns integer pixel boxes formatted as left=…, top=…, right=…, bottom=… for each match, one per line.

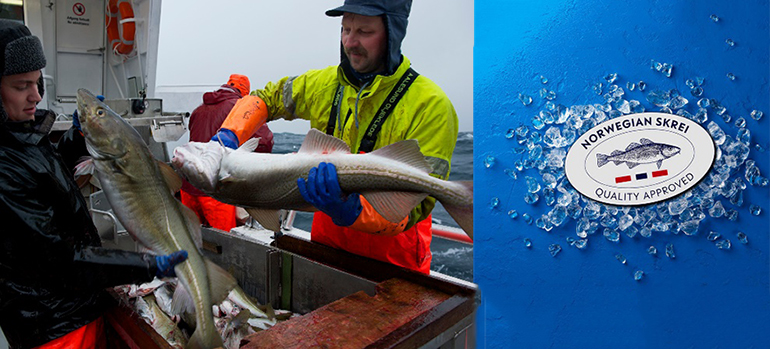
left=105, top=0, right=135, bottom=55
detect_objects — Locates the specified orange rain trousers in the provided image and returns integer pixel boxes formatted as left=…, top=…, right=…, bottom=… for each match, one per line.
left=33, top=317, right=106, bottom=349
left=181, top=191, right=236, bottom=232
left=311, top=212, right=433, bottom=274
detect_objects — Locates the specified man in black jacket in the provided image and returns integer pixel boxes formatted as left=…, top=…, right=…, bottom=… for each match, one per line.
left=0, top=19, right=187, bottom=348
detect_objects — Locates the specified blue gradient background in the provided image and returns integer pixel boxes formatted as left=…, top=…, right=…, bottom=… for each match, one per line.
left=474, top=1, right=770, bottom=347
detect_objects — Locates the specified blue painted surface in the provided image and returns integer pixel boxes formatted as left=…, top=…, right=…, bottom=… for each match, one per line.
left=474, top=1, right=770, bottom=348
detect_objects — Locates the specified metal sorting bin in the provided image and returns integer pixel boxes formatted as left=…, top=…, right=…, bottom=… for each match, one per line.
left=105, top=225, right=478, bottom=348
left=201, top=227, right=478, bottom=349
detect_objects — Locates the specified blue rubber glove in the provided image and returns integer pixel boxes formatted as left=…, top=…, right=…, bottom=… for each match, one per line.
left=297, top=162, right=362, bottom=227
left=72, top=95, right=104, bottom=132
left=210, top=128, right=239, bottom=149
left=155, top=250, right=188, bottom=278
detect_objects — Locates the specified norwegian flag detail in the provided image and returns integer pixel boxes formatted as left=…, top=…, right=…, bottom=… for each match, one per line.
left=615, top=169, right=668, bottom=183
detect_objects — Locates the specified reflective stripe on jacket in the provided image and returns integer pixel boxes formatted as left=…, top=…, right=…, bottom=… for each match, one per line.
left=255, top=56, right=458, bottom=272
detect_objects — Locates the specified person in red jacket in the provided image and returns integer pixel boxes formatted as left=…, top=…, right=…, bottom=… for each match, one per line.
left=180, top=74, right=274, bottom=232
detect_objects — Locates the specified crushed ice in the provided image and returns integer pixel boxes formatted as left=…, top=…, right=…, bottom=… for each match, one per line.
left=496, top=70, right=764, bottom=275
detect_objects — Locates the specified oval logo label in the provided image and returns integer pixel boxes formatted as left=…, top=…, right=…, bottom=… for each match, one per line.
left=565, top=112, right=715, bottom=206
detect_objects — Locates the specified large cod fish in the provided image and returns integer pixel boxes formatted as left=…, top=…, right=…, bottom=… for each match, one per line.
left=76, top=89, right=257, bottom=349
left=171, top=128, right=474, bottom=239
left=596, top=138, right=681, bottom=169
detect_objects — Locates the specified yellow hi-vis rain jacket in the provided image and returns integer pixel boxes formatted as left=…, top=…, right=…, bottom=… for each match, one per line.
left=256, top=56, right=459, bottom=227
left=255, top=56, right=459, bottom=273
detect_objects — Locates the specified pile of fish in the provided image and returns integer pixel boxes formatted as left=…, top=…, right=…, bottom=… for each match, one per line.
left=114, top=279, right=295, bottom=348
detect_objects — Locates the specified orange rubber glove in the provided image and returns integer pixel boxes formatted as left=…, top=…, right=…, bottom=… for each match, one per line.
left=214, top=95, right=268, bottom=147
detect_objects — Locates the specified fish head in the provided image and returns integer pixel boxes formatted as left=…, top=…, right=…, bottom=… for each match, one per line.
left=661, top=144, right=681, bottom=158
left=171, top=141, right=226, bottom=193
left=76, top=89, right=131, bottom=160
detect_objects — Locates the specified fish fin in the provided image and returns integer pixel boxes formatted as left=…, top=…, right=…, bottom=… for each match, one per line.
left=640, top=138, right=654, bottom=145
left=73, top=157, right=95, bottom=176
left=205, top=259, right=238, bottom=304
left=228, top=286, right=272, bottom=319
left=627, top=162, right=639, bottom=169
left=237, top=137, right=261, bottom=153
left=171, top=281, right=195, bottom=316
left=263, top=302, right=277, bottom=320
left=298, top=128, right=351, bottom=155
left=178, top=201, right=203, bottom=248
left=369, top=139, right=432, bottom=173
left=657, top=160, right=663, bottom=169
left=362, top=191, right=429, bottom=223
left=625, top=142, right=641, bottom=150
left=158, top=160, right=183, bottom=193
left=441, top=180, right=474, bottom=240
left=610, top=150, right=623, bottom=156
left=88, top=175, right=101, bottom=189
left=596, top=153, right=609, bottom=167
left=245, top=208, right=283, bottom=232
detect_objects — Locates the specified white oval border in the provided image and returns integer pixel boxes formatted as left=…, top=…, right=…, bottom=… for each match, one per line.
left=565, top=112, right=716, bottom=206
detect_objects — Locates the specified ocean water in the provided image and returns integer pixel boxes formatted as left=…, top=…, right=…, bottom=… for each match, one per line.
left=272, top=132, right=474, bottom=282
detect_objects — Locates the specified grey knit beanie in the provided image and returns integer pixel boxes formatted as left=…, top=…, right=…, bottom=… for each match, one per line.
left=0, top=19, right=47, bottom=122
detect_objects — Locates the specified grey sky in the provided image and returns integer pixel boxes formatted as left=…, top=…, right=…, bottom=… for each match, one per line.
left=155, top=0, right=474, bottom=134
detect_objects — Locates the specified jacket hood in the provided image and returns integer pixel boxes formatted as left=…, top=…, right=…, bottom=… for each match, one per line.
left=202, top=86, right=241, bottom=105
left=327, top=0, right=411, bottom=82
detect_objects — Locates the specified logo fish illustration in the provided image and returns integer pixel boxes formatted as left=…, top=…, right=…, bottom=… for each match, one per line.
left=596, top=138, right=681, bottom=169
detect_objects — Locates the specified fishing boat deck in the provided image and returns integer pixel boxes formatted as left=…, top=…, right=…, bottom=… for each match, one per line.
left=101, top=225, right=477, bottom=348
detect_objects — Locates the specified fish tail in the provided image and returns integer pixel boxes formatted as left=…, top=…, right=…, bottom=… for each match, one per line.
left=441, top=180, right=473, bottom=240
left=186, top=325, right=223, bottom=349
left=597, top=153, right=609, bottom=167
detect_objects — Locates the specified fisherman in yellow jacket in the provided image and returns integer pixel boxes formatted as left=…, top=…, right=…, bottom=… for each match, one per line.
left=211, top=0, right=459, bottom=274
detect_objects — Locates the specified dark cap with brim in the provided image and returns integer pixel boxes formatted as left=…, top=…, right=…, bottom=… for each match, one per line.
left=326, top=0, right=412, bottom=18
left=326, top=4, right=386, bottom=17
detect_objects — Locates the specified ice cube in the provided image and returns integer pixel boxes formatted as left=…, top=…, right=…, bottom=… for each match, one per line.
left=549, top=244, right=562, bottom=257
left=484, top=155, right=495, bottom=168
left=715, top=239, right=731, bottom=249
left=518, top=93, right=533, bottom=106
left=489, top=197, right=500, bottom=210
left=665, top=243, right=675, bottom=258
left=604, top=229, right=620, bottom=242
left=525, top=176, right=542, bottom=193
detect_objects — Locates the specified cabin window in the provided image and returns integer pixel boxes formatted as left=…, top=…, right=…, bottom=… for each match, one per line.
left=0, top=0, right=24, bottom=22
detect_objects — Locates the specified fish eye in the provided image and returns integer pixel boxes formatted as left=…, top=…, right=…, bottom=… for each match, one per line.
left=97, top=109, right=104, bottom=116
